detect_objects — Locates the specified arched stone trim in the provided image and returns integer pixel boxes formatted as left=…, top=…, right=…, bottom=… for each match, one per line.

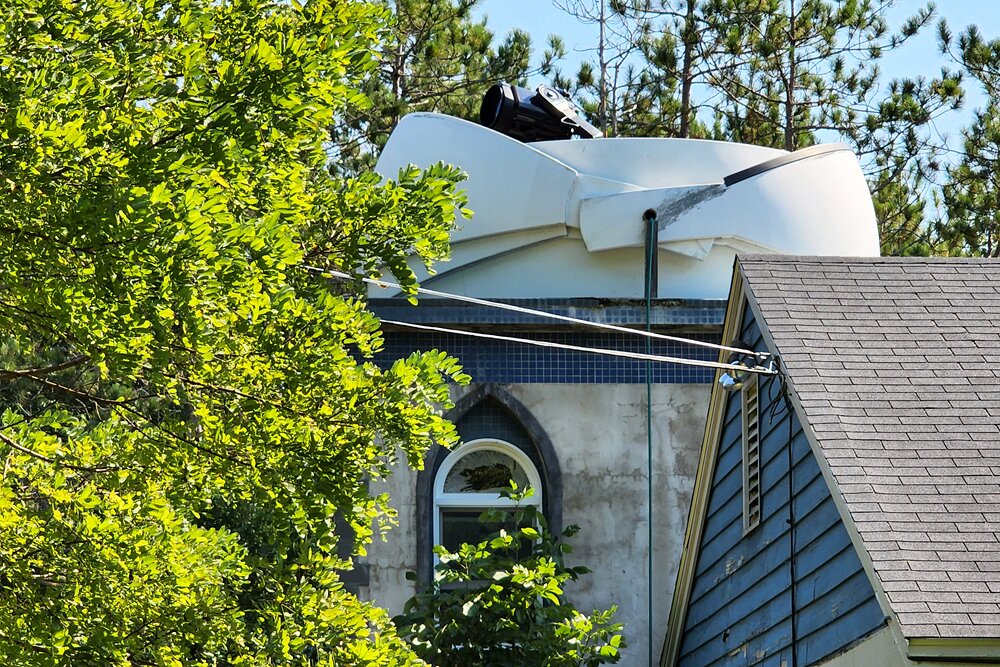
left=415, top=384, right=562, bottom=584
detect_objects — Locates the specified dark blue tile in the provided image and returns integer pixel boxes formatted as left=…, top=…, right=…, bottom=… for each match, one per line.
left=373, top=330, right=721, bottom=384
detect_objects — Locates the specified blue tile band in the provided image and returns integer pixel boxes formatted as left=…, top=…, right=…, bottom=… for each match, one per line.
left=369, top=298, right=727, bottom=327
left=373, top=330, right=722, bottom=384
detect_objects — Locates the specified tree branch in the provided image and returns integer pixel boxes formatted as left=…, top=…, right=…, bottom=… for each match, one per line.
left=0, top=355, right=89, bottom=380
left=0, top=431, right=117, bottom=473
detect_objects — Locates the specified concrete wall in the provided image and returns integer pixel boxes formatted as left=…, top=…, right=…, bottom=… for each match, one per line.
left=359, top=382, right=711, bottom=667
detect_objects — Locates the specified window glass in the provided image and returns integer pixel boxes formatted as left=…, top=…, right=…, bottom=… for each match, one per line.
left=440, top=508, right=531, bottom=559
left=440, top=509, right=510, bottom=550
left=443, top=449, right=529, bottom=493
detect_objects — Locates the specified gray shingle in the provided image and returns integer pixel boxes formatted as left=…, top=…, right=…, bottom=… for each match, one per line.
left=741, top=255, right=1000, bottom=641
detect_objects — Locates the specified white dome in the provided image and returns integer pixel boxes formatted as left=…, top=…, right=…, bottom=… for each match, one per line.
left=374, top=113, right=879, bottom=299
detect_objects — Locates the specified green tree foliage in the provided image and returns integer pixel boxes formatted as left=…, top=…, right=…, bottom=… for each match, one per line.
left=333, top=0, right=564, bottom=174
left=662, top=0, right=959, bottom=253
left=553, top=0, right=656, bottom=136
left=699, top=0, right=933, bottom=151
left=941, top=104, right=1000, bottom=256
left=870, top=163, right=939, bottom=256
left=395, top=487, right=624, bottom=667
left=860, top=73, right=961, bottom=256
left=939, top=23, right=1000, bottom=256
left=555, top=0, right=717, bottom=139
left=605, top=0, right=735, bottom=139
left=0, top=0, right=471, bottom=664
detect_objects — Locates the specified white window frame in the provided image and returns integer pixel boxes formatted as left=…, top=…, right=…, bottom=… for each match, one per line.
left=432, top=438, right=543, bottom=551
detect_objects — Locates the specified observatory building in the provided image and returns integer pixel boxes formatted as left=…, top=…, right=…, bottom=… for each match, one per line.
left=358, top=86, right=880, bottom=665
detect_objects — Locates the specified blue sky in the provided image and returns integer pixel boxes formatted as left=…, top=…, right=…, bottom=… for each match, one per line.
left=474, top=0, right=1000, bottom=143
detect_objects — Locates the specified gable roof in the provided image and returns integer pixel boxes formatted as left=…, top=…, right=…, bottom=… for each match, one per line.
left=739, top=255, right=1000, bottom=644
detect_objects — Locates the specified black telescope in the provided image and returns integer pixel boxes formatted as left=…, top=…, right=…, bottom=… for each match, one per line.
left=479, top=82, right=603, bottom=142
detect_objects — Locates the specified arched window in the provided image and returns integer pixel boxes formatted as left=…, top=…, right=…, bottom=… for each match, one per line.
left=433, top=439, right=542, bottom=553
left=416, top=386, right=562, bottom=581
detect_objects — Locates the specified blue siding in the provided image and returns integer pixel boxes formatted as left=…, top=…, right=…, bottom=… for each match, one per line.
left=677, top=302, right=886, bottom=667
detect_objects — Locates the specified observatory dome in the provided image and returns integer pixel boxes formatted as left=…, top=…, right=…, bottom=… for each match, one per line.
left=374, top=113, right=879, bottom=300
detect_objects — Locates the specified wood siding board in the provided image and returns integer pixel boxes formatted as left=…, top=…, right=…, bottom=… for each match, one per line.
left=695, top=519, right=745, bottom=582
left=741, top=316, right=762, bottom=347
left=690, top=501, right=792, bottom=604
left=760, top=427, right=810, bottom=494
left=788, top=487, right=840, bottom=533
left=723, top=396, right=742, bottom=427
left=705, top=434, right=743, bottom=511
left=685, top=563, right=793, bottom=649
left=686, top=529, right=797, bottom=628
left=682, top=581, right=793, bottom=665
left=696, top=486, right=742, bottom=558
left=758, top=402, right=797, bottom=447
left=695, top=441, right=745, bottom=575
left=734, top=622, right=794, bottom=667
left=796, top=597, right=886, bottom=666
left=693, top=437, right=812, bottom=596
left=792, top=471, right=838, bottom=530
left=795, top=529, right=854, bottom=580
left=691, top=566, right=796, bottom=642
left=791, top=498, right=845, bottom=556
left=795, top=569, right=882, bottom=637
left=704, top=464, right=744, bottom=526
left=795, top=560, right=870, bottom=615
left=706, top=420, right=743, bottom=506
left=759, top=439, right=815, bottom=509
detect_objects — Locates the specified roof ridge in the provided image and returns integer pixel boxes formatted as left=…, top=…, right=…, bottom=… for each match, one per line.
left=739, top=254, right=1000, bottom=264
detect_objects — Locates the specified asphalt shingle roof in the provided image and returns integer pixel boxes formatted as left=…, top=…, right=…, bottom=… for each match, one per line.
left=740, top=255, right=1000, bottom=641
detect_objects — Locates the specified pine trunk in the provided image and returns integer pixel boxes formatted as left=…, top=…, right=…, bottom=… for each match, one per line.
left=679, top=0, right=696, bottom=137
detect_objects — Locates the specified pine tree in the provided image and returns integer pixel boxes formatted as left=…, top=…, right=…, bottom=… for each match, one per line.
left=702, top=0, right=934, bottom=151
left=702, top=0, right=958, bottom=254
left=554, top=0, right=657, bottom=136
left=938, top=23, right=1000, bottom=256
left=941, top=108, right=1000, bottom=256
left=333, top=0, right=562, bottom=174
left=628, top=0, right=731, bottom=138
left=858, top=74, right=961, bottom=255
